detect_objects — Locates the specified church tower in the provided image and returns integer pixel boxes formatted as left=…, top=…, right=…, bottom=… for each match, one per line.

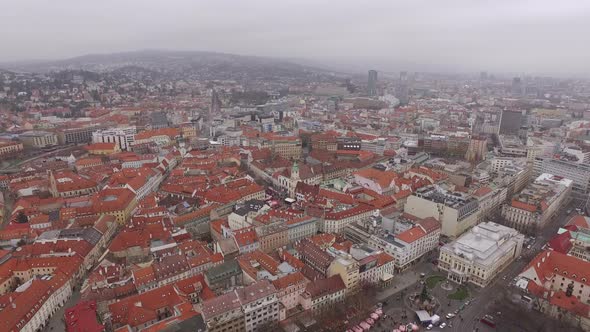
left=291, top=161, right=300, bottom=181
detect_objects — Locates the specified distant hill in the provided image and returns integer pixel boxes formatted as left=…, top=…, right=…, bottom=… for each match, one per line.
left=0, top=50, right=334, bottom=82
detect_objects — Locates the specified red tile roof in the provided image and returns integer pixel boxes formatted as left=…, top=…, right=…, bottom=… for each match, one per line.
left=85, top=142, right=117, bottom=151
left=567, top=215, right=590, bottom=229
left=90, top=187, right=136, bottom=214
left=271, top=271, right=308, bottom=290
left=135, top=128, right=179, bottom=140
left=511, top=199, right=538, bottom=213
left=108, top=284, right=186, bottom=328
left=234, top=228, right=258, bottom=248
left=237, top=250, right=280, bottom=280
left=64, top=300, right=105, bottom=332
left=525, top=250, right=590, bottom=287
left=547, top=231, right=573, bottom=254
left=397, top=226, right=427, bottom=244
left=302, top=274, right=345, bottom=299
left=354, top=168, right=398, bottom=190
left=473, top=186, right=493, bottom=197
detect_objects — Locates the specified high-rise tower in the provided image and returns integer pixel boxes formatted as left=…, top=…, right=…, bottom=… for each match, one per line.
left=368, top=70, right=378, bottom=96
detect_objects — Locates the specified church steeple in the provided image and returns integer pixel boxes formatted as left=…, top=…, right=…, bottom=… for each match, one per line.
left=291, top=161, right=300, bottom=180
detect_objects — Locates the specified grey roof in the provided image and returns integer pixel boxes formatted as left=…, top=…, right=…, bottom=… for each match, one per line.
left=59, top=227, right=102, bottom=246
left=205, top=260, right=241, bottom=284
left=160, top=314, right=206, bottom=332
left=235, top=279, right=276, bottom=304
left=201, top=290, right=241, bottom=319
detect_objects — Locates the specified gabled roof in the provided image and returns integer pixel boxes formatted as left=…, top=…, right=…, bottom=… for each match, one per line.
left=271, top=271, right=308, bottom=290
left=237, top=250, right=280, bottom=280
left=108, top=284, right=186, bottom=328
left=354, top=168, right=398, bottom=190
left=547, top=231, right=573, bottom=254
left=302, top=275, right=345, bottom=299
left=524, top=250, right=590, bottom=287
left=396, top=226, right=427, bottom=244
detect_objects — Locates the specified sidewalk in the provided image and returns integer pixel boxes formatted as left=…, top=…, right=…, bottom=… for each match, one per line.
left=376, top=260, right=436, bottom=302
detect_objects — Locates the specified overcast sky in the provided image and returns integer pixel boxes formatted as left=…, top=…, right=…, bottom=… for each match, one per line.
left=1, top=0, right=590, bottom=76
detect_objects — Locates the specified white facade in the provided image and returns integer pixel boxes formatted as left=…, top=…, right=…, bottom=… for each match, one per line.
left=490, top=157, right=516, bottom=173
left=286, top=217, right=318, bottom=243
left=19, top=278, right=73, bottom=332
left=535, top=157, right=590, bottom=202
left=228, top=212, right=251, bottom=230
left=92, top=126, right=136, bottom=151
left=404, top=186, right=479, bottom=238
left=128, top=171, right=163, bottom=200
left=322, top=207, right=375, bottom=234
left=438, top=222, right=524, bottom=287
left=240, top=290, right=279, bottom=332
left=502, top=173, right=572, bottom=234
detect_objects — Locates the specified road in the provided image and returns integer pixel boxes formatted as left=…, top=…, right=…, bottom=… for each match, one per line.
left=0, top=144, right=76, bottom=173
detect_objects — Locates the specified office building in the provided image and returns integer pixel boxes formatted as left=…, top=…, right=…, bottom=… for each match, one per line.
left=327, top=253, right=360, bottom=294
left=20, top=131, right=58, bottom=148
left=512, top=77, right=524, bottom=96
left=59, top=125, right=106, bottom=144
left=499, top=110, right=523, bottom=135
left=502, top=173, right=572, bottom=234
left=92, top=126, right=136, bottom=151
left=236, top=280, right=279, bottom=332
left=368, top=217, right=441, bottom=272
left=404, top=185, right=479, bottom=238
left=368, top=70, right=378, bottom=96
left=0, top=140, right=23, bottom=157
left=534, top=157, right=590, bottom=203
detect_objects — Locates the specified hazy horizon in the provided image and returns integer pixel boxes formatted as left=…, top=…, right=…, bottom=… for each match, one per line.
left=2, top=0, right=590, bottom=76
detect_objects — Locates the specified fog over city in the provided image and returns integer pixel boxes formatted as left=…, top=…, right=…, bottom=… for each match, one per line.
left=2, top=0, right=590, bottom=75
left=3, top=1, right=590, bottom=332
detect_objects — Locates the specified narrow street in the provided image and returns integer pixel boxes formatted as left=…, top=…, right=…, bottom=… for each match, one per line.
left=44, top=288, right=81, bottom=332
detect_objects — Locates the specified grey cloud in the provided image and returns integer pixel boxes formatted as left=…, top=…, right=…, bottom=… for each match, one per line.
left=1, top=0, right=589, bottom=76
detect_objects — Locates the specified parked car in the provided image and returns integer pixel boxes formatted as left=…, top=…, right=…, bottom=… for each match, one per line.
left=440, top=322, right=447, bottom=328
